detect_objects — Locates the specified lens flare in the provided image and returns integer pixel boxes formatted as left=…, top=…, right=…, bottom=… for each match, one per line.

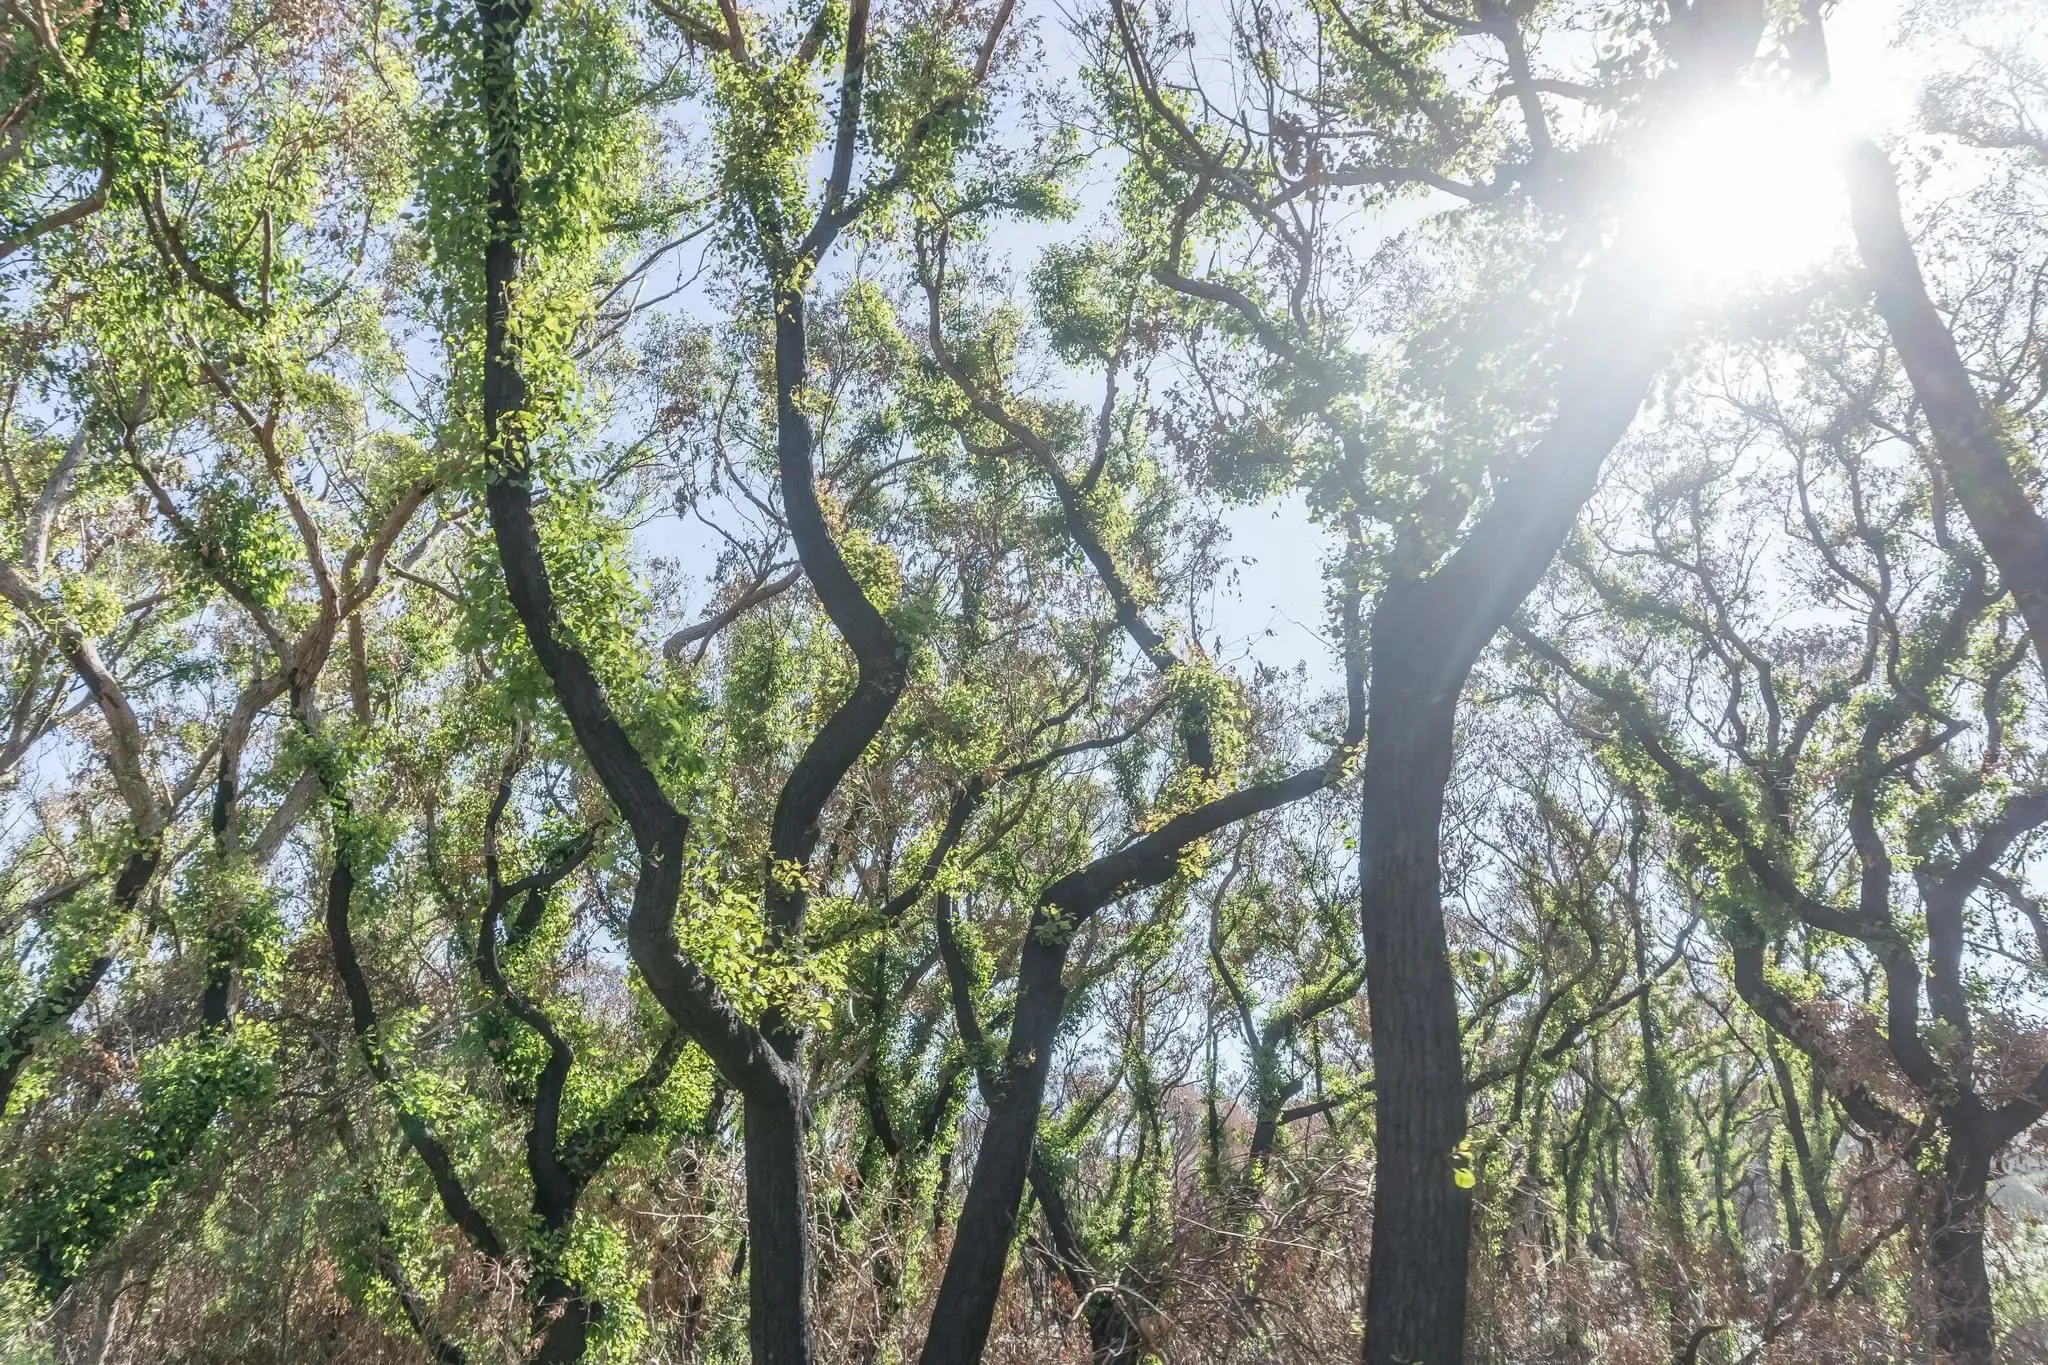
left=1637, top=90, right=1853, bottom=294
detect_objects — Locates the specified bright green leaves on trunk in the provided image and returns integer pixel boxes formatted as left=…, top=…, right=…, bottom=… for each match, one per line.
left=414, top=0, right=652, bottom=459
left=710, top=41, right=831, bottom=268
left=176, top=847, right=286, bottom=1004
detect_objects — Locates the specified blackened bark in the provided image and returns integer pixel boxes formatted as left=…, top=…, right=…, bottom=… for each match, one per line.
left=765, top=294, right=907, bottom=960
left=1841, top=136, right=2048, bottom=678
left=1356, top=223, right=1694, bottom=1363
left=1767, top=1042, right=1834, bottom=1249
left=1098, top=7, right=1758, bottom=1355
left=326, top=830, right=508, bottom=1262
left=1031, top=447, right=1213, bottom=774
left=1926, top=1137, right=1997, bottom=1365
left=199, top=954, right=232, bottom=1030
left=529, top=1278, right=596, bottom=1365
left=923, top=756, right=1347, bottom=1362
left=1030, top=1152, right=1144, bottom=1365
left=1813, top=38, right=2048, bottom=1345
left=914, top=267, right=1218, bottom=778
left=1534, top=619, right=2048, bottom=1363
left=1214, top=938, right=1357, bottom=1181
left=475, top=779, right=592, bottom=1243
left=201, top=746, right=241, bottom=1030
left=1245, top=1070, right=1306, bottom=1174
left=742, top=1086, right=814, bottom=1365
left=0, top=950, right=112, bottom=1109
left=723, top=287, right=911, bottom=1357
left=923, top=928, right=1066, bottom=1364
left=470, top=5, right=812, bottom=1357
left=1787, top=0, right=2048, bottom=683
left=1356, top=588, right=1471, bottom=1365
left=919, top=476, right=1366, bottom=1359
left=372, top=1223, right=468, bottom=1365
left=483, top=483, right=789, bottom=1091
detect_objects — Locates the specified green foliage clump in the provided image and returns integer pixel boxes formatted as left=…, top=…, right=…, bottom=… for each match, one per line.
left=2, top=1029, right=274, bottom=1298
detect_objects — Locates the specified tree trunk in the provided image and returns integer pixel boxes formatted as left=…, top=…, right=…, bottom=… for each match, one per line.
left=0, top=846, right=158, bottom=1113
left=1242, top=1042, right=1305, bottom=1184
left=528, top=1279, right=592, bottom=1364
left=919, top=931, right=1067, bottom=1363
left=1926, top=1135, right=1996, bottom=1365
left=1357, top=585, right=1471, bottom=1365
left=920, top=679, right=1346, bottom=1359
left=1841, top=133, right=2048, bottom=678
left=746, top=1085, right=816, bottom=1365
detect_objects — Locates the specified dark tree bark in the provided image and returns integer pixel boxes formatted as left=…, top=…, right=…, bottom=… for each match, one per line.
left=476, top=786, right=608, bottom=1365
left=1355, top=596, right=1473, bottom=1365
left=470, top=5, right=820, bottom=1359
left=1354, top=207, right=1706, bottom=1358
left=1087, top=4, right=1765, bottom=1355
left=0, top=951, right=114, bottom=1109
left=1031, top=1153, right=1144, bottom=1365
left=914, top=216, right=1359, bottom=1357
left=931, top=896, right=1146, bottom=1365
left=325, top=817, right=507, bottom=1262
left=1210, top=903, right=1358, bottom=1184
left=1814, top=2, right=2048, bottom=680
left=199, top=747, right=237, bottom=1031
left=923, top=926, right=1070, bottom=1364
left=1926, top=1135, right=1996, bottom=1365
left=528, top=1277, right=595, bottom=1365
left=922, top=751, right=1356, bottom=1362
left=200, top=687, right=273, bottom=1031
left=1811, top=21, right=2048, bottom=1342
left=372, top=1224, right=469, bottom=1365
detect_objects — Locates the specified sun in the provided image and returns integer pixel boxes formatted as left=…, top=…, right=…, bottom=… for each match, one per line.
left=1636, top=86, right=1853, bottom=294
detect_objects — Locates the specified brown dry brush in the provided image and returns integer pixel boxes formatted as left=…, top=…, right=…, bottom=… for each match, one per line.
left=23, top=1049, right=2048, bottom=1365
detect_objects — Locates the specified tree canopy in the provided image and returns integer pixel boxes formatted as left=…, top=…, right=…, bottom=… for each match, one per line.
left=4, top=1, right=2048, bottom=1363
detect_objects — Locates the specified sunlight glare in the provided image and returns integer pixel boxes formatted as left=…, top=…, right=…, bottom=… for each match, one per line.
left=1637, top=89, right=1851, bottom=295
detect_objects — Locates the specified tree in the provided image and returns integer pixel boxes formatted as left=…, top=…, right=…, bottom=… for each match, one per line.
left=7, top=2, right=2048, bottom=1363
left=1093, top=1, right=1776, bottom=1356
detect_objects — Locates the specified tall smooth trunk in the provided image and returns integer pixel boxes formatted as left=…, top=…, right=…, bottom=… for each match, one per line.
left=1357, top=589, right=1470, bottom=1365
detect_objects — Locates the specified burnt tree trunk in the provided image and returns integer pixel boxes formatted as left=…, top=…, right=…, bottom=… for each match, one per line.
left=921, top=930, right=1068, bottom=1363
left=472, top=4, right=817, bottom=1358
left=744, top=1084, right=816, bottom=1365
left=921, top=760, right=1347, bottom=1361
left=1353, top=216, right=1705, bottom=1360
left=1357, top=581, right=1471, bottom=1365
left=0, top=845, right=158, bottom=1113
left=529, top=1279, right=594, bottom=1365
left=1031, top=1152, right=1144, bottom=1365
left=1926, top=1133, right=1996, bottom=1365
